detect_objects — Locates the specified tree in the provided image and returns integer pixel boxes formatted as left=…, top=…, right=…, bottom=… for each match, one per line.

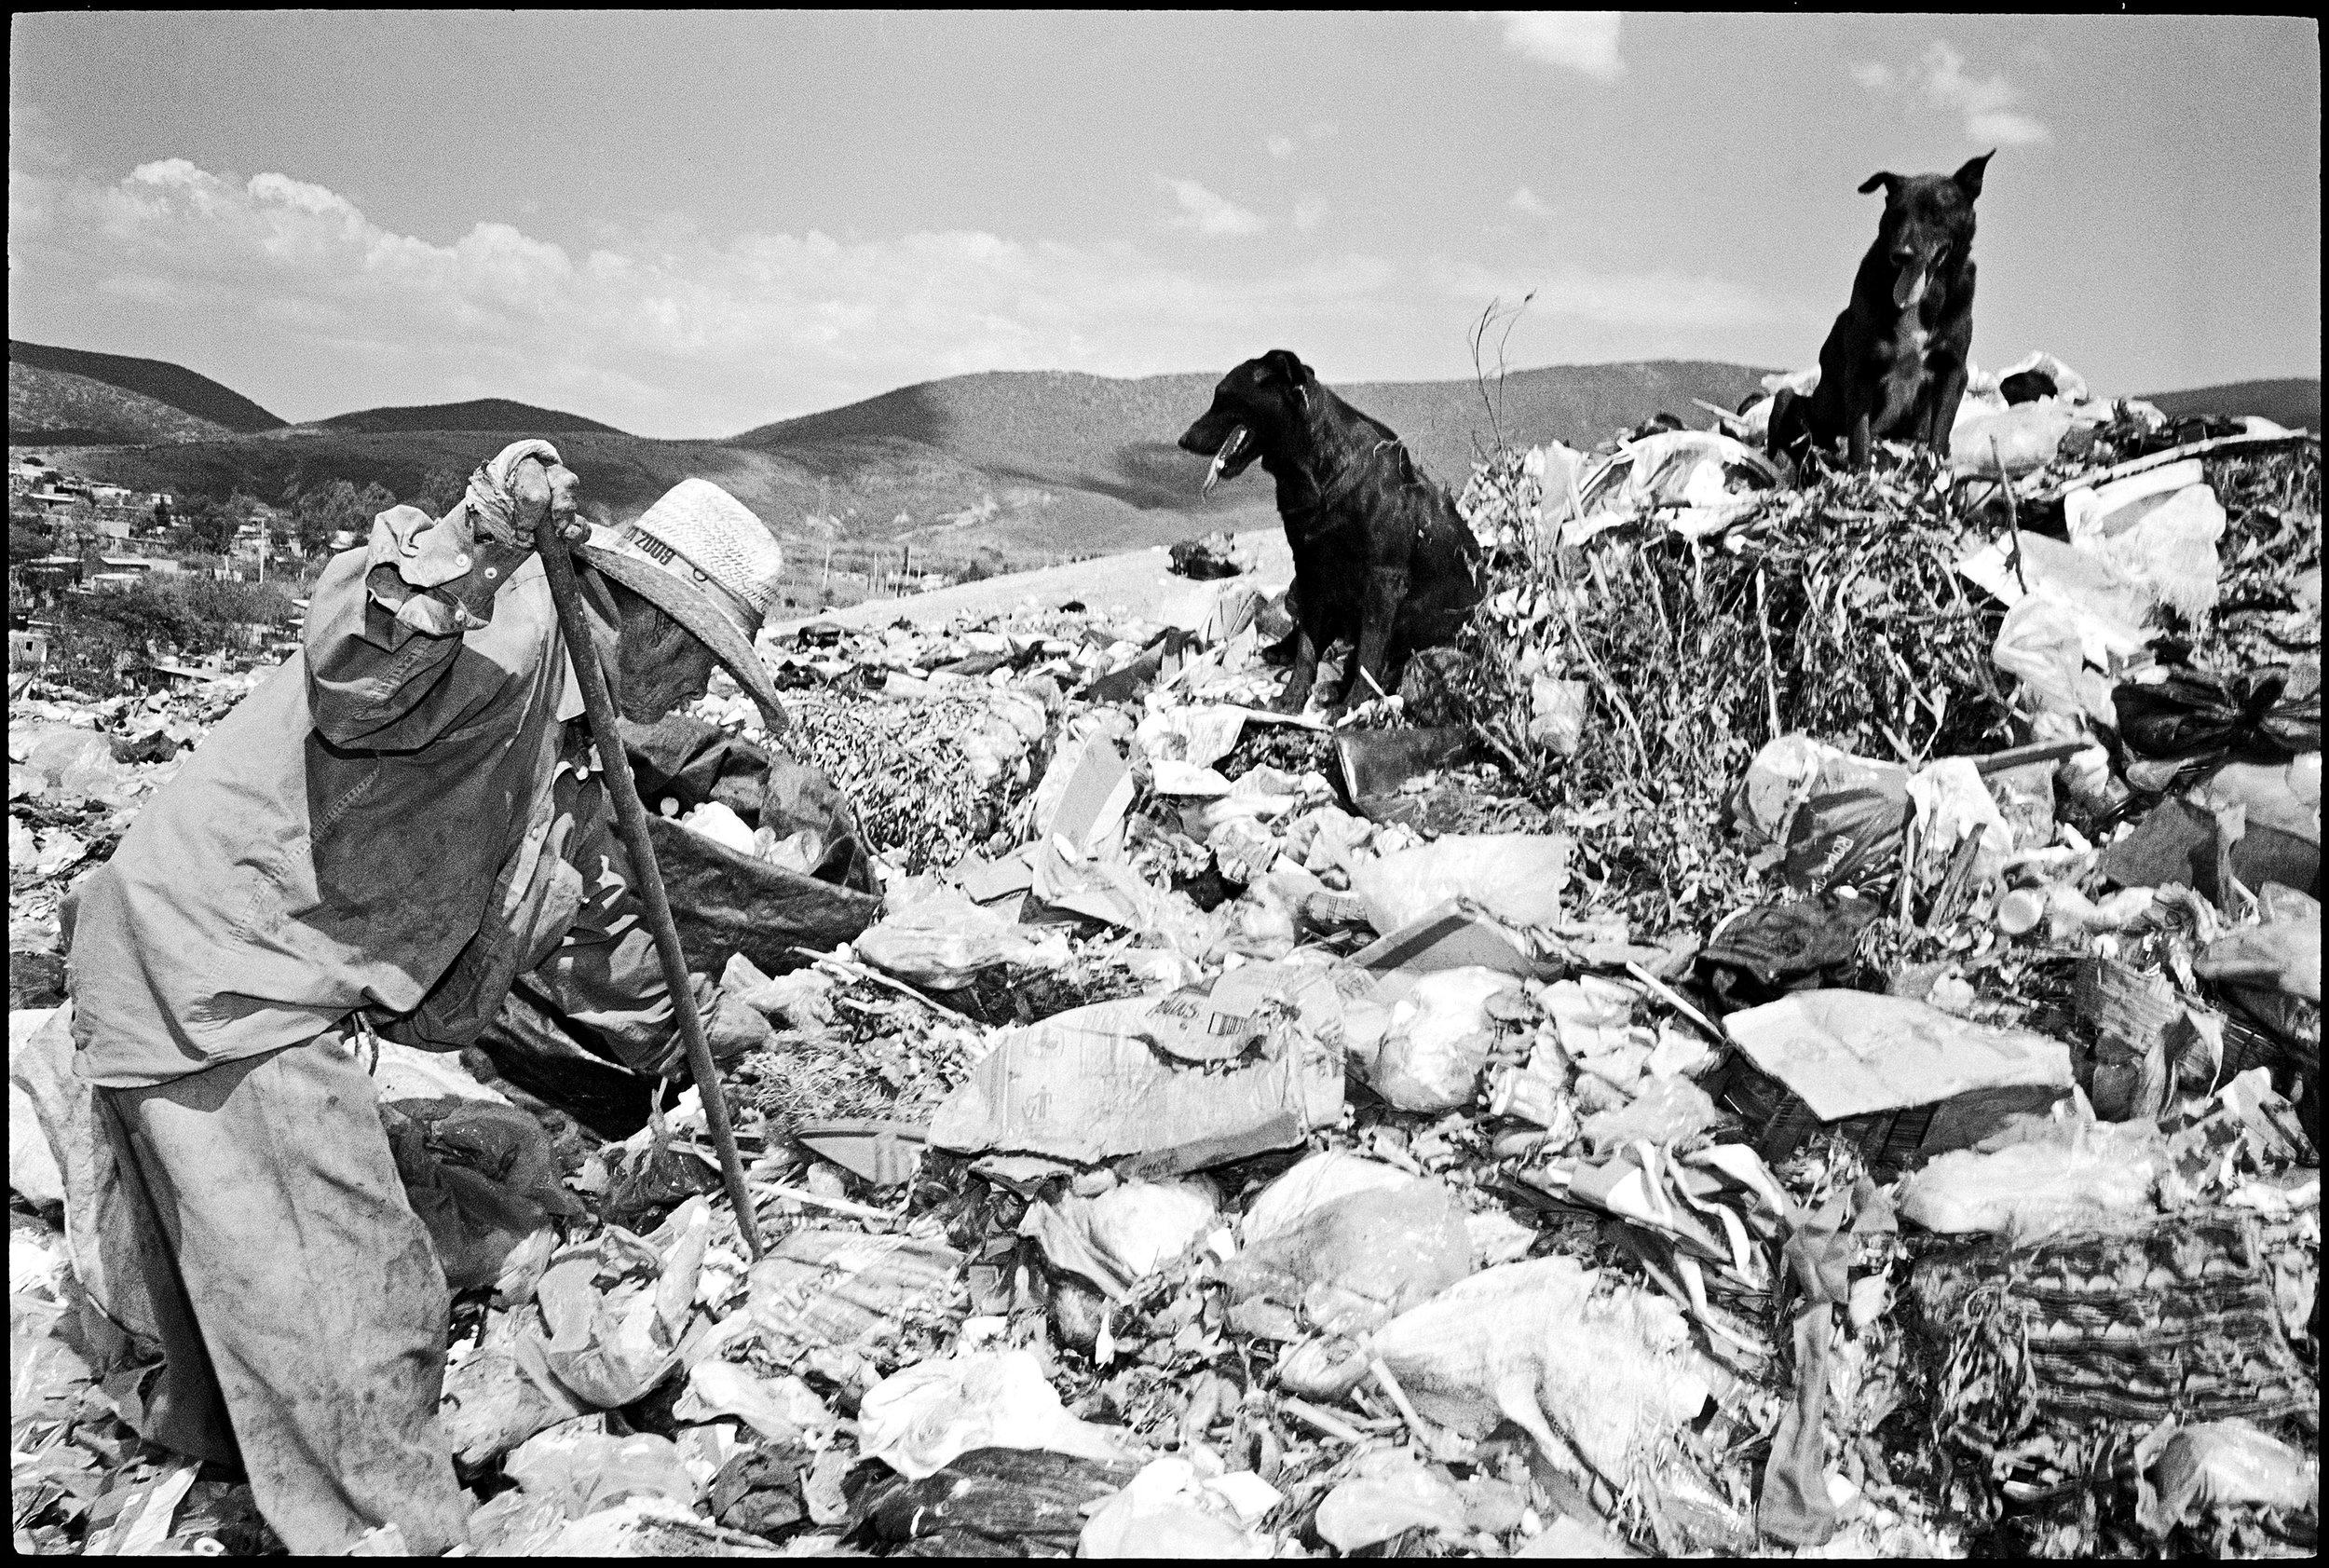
left=11, top=521, right=52, bottom=563
left=179, top=497, right=238, bottom=555
left=415, top=465, right=468, bottom=518
left=356, top=481, right=399, bottom=524
left=293, top=480, right=367, bottom=556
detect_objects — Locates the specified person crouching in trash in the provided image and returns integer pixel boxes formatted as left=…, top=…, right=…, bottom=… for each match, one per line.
left=57, top=444, right=807, bottom=1552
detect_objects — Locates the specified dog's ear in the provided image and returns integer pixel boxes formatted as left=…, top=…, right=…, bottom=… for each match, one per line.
left=1857, top=171, right=1901, bottom=198
left=1954, top=150, right=1995, bottom=198
left=1260, top=348, right=1313, bottom=385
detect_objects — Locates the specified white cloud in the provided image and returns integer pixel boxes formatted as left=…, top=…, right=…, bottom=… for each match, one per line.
left=1853, top=39, right=2050, bottom=146
left=1967, top=109, right=2050, bottom=147
left=1506, top=186, right=1548, bottom=217
left=1265, top=134, right=1296, bottom=159
left=1495, top=13, right=1624, bottom=81
left=1292, top=196, right=1328, bottom=233
left=1158, top=177, right=1266, bottom=237
left=9, top=158, right=1406, bottom=434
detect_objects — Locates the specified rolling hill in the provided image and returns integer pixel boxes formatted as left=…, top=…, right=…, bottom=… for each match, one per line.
left=9, top=339, right=285, bottom=432
left=302, top=399, right=632, bottom=436
left=8, top=361, right=234, bottom=447
left=2138, top=377, right=2319, bottom=433
left=733, top=360, right=1777, bottom=511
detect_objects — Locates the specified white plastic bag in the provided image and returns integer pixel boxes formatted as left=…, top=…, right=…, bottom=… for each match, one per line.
left=853, top=879, right=1062, bottom=989
left=858, top=1350, right=1132, bottom=1480
left=1896, top=1113, right=2169, bottom=1237
left=1906, top=757, right=2011, bottom=891
left=1241, top=1152, right=1416, bottom=1246
left=1083, top=1179, right=1219, bottom=1278
left=1080, top=1458, right=1272, bottom=1559
left=1371, top=967, right=1518, bottom=1112
left=1351, top=833, right=1571, bottom=935
left=1372, top=1256, right=1712, bottom=1487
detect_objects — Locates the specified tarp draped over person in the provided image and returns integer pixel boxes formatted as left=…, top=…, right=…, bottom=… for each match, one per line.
left=50, top=444, right=852, bottom=1555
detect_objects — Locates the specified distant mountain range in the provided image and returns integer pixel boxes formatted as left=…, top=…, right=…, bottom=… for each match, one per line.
left=9, top=336, right=2317, bottom=558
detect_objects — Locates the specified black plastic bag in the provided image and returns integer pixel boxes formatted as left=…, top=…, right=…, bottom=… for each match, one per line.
left=2114, top=667, right=2321, bottom=764
left=1697, top=893, right=1880, bottom=1012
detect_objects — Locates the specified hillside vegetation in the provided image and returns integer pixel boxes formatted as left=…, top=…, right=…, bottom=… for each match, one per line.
left=8, top=339, right=285, bottom=431
left=7, top=362, right=232, bottom=447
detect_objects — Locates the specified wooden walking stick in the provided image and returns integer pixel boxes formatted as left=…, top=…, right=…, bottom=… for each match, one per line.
left=530, top=487, right=764, bottom=1260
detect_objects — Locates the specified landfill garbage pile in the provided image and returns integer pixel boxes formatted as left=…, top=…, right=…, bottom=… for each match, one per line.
left=8, top=378, right=2322, bottom=1559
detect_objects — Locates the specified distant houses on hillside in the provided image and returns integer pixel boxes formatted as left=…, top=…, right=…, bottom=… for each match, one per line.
left=9, top=457, right=176, bottom=538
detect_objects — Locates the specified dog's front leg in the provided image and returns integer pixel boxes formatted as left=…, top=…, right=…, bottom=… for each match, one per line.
left=1922, top=361, right=1969, bottom=454
left=1349, top=569, right=1410, bottom=710
left=1274, top=626, right=1322, bottom=714
left=1847, top=411, right=1873, bottom=472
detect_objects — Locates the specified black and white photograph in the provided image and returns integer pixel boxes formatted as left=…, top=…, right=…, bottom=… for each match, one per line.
left=7, top=10, right=2322, bottom=1558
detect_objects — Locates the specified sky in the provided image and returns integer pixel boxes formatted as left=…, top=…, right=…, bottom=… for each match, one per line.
left=8, top=12, right=2320, bottom=439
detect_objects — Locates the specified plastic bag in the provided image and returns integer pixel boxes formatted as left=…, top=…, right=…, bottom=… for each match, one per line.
left=672, top=1360, right=838, bottom=1445
left=853, top=879, right=1062, bottom=989
left=1951, top=401, right=2103, bottom=477
left=928, top=960, right=1351, bottom=1166
left=2116, top=666, right=2322, bottom=764
left=1371, top=967, right=1518, bottom=1112
left=1082, top=1179, right=1219, bottom=1278
left=504, top=1420, right=698, bottom=1518
left=1079, top=1457, right=1272, bottom=1559
left=1733, top=737, right=1911, bottom=893
left=536, top=1236, right=697, bottom=1409
left=2197, top=889, right=2322, bottom=1004
left=1371, top=1255, right=1712, bottom=1488
left=9, top=1007, right=65, bottom=1205
left=1315, top=1462, right=1471, bottom=1553
left=858, top=1350, right=1133, bottom=1480
left=1350, top=833, right=1571, bottom=935
left=1895, top=1112, right=2169, bottom=1237
left=2135, top=1418, right=2320, bottom=1534
left=1906, top=757, right=2011, bottom=892
left=1992, top=593, right=2118, bottom=722
left=2085, top=484, right=2227, bottom=620
left=1528, top=676, right=1590, bottom=755
left=1240, top=1152, right=1416, bottom=1246
left=1224, top=1179, right=1473, bottom=1334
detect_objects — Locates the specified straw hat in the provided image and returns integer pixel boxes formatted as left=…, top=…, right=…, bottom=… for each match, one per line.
left=617, top=478, right=784, bottom=640
left=579, top=479, right=790, bottom=734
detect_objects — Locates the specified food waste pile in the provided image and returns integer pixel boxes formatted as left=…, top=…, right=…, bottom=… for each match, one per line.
left=9, top=384, right=2321, bottom=1558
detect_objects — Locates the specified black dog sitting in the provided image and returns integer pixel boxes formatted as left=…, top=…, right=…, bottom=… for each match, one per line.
left=1178, top=350, right=1481, bottom=713
left=1770, top=151, right=1993, bottom=473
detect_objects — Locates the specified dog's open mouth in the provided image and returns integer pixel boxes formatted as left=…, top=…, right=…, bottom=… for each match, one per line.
left=1892, top=260, right=1929, bottom=310
left=1202, top=425, right=1253, bottom=494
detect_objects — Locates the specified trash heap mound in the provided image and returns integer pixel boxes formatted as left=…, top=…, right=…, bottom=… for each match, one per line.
left=8, top=385, right=2322, bottom=1560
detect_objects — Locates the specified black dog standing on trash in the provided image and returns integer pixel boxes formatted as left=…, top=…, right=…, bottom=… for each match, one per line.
left=1178, top=349, right=1482, bottom=713
left=1770, top=152, right=1993, bottom=473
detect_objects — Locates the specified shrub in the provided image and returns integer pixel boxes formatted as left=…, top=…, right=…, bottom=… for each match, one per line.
left=44, top=574, right=300, bottom=695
